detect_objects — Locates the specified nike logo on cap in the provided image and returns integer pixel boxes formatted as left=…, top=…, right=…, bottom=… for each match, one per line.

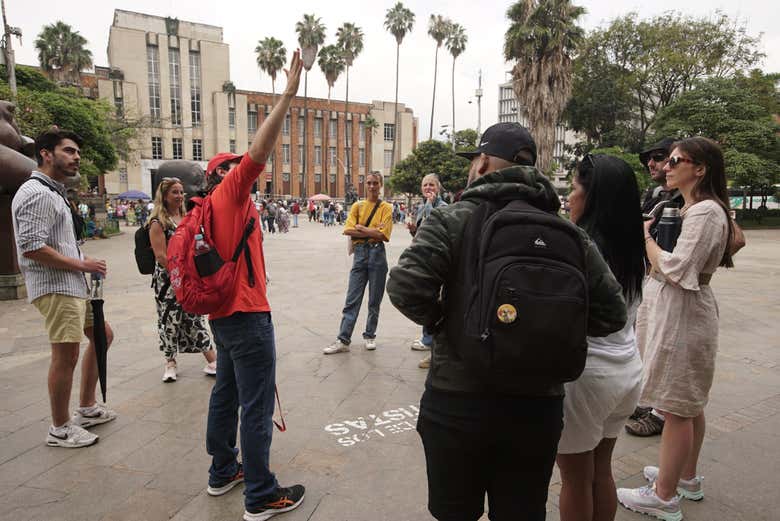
left=480, top=141, right=489, bottom=147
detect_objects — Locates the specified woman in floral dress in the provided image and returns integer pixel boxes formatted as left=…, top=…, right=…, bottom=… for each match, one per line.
left=148, top=178, right=216, bottom=382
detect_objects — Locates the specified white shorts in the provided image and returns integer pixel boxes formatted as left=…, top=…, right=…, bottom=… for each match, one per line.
left=558, top=353, right=643, bottom=454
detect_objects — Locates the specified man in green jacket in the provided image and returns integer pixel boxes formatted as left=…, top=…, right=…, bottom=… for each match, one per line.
left=386, top=123, right=627, bottom=521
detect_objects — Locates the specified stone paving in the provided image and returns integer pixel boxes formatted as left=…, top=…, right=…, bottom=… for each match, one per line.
left=0, top=220, right=778, bottom=521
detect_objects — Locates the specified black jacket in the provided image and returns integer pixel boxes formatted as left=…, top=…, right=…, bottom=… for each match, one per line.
left=387, top=166, right=627, bottom=396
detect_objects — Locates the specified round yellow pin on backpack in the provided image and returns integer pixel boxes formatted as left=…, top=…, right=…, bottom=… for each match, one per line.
left=497, top=303, right=517, bottom=324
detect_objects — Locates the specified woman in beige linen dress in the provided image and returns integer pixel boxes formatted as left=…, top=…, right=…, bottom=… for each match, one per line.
left=618, top=137, right=735, bottom=521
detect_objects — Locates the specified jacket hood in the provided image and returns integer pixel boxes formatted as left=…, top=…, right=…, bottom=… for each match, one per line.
left=460, top=165, right=561, bottom=213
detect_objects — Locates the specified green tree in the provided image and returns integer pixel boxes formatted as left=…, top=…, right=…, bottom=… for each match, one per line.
left=296, top=14, right=327, bottom=197
left=583, top=11, right=764, bottom=147
left=453, top=128, right=479, bottom=152
left=427, top=15, right=452, bottom=140
left=317, top=44, right=345, bottom=102
left=653, top=72, right=780, bottom=199
left=389, top=139, right=469, bottom=196
left=384, top=1, right=415, bottom=171
left=446, top=23, right=467, bottom=151
left=34, top=21, right=93, bottom=84
left=254, top=37, right=287, bottom=97
left=504, top=0, right=585, bottom=172
left=364, top=114, right=380, bottom=135
left=587, top=146, right=651, bottom=192
left=336, top=22, right=364, bottom=187
left=0, top=64, right=57, bottom=92
left=562, top=39, right=634, bottom=148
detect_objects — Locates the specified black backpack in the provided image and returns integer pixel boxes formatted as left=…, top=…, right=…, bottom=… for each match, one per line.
left=134, top=224, right=155, bottom=274
left=445, top=198, right=589, bottom=390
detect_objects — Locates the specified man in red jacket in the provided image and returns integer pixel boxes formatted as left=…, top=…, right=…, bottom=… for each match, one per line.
left=290, top=200, right=301, bottom=228
left=202, top=51, right=304, bottom=521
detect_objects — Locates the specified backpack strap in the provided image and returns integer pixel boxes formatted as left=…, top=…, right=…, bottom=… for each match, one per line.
left=24, top=176, right=85, bottom=241
left=363, top=199, right=382, bottom=227
left=230, top=216, right=257, bottom=287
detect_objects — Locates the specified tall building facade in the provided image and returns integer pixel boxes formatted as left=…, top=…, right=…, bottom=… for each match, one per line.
left=498, top=80, right=576, bottom=189
left=98, top=10, right=418, bottom=198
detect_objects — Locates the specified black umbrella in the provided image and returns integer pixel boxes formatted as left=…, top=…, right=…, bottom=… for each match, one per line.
left=89, top=273, right=108, bottom=402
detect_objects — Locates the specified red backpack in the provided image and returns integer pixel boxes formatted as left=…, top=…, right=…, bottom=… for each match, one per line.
left=167, top=196, right=256, bottom=315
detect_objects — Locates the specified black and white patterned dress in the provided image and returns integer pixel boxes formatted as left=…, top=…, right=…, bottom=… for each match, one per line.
left=151, top=219, right=213, bottom=359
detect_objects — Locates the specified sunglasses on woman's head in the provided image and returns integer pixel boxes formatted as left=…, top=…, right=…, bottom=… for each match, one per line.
left=667, top=156, right=696, bottom=169
left=162, top=177, right=181, bottom=182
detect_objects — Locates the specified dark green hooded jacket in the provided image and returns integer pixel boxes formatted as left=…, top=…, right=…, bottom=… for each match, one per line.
left=387, top=166, right=627, bottom=396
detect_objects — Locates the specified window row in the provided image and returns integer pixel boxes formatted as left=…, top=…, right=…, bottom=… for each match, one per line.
left=147, top=46, right=203, bottom=127
left=151, top=137, right=204, bottom=161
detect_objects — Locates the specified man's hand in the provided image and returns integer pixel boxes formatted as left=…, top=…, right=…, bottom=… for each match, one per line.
left=81, top=257, right=107, bottom=277
left=283, top=49, right=303, bottom=97
left=406, top=221, right=417, bottom=236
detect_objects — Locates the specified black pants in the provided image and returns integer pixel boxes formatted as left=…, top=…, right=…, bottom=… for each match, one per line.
left=417, top=398, right=563, bottom=521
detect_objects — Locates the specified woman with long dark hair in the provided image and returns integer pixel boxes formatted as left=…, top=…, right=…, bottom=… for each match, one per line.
left=556, top=154, right=645, bottom=521
left=618, top=137, right=734, bottom=521
left=149, top=178, right=215, bottom=382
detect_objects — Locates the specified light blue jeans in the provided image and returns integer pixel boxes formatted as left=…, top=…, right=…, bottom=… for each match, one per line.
left=337, top=242, right=388, bottom=344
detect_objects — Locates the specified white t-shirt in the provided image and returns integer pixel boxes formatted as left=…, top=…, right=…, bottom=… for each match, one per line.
left=146, top=202, right=154, bottom=212
left=587, top=297, right=640, bottom=366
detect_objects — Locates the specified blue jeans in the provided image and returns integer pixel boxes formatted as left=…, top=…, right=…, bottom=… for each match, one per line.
left=421, top=326, right=433, bottom=347
left=338, top=242, right=388, bottom=344
left=207, top=312, right=278, bottom=509
left=292, top=214, right=298, bottom=227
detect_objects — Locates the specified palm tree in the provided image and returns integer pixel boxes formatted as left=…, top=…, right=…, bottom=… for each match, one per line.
left=504, top=0, right=585, bottom=172
left=427, top=15, right=452, bottom=140
left=295, top=14, right=326, bottom=199
left=255, top=37, right=286, bottom=97
left=384, top=2, right=415, bottom=172
left=34, top=21, right=93, bottom=84
left=317, top=44, right=345, bottom=102
left=336, top=22, right=364, bottom=189
left=446, top=23, right=467, bottom=151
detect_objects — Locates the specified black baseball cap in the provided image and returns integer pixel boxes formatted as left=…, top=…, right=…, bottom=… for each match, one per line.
left=456, top=122, right=537, bottom=166
left=639, top=138, right=675, bottom=166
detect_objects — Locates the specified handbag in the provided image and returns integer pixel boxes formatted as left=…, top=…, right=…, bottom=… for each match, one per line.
left=347, top=200, right=382, bottom=255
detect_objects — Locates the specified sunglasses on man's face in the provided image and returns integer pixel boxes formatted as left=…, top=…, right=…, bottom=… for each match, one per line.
left=667, top=156, right=697, bottom=169
left=648, top=153, right=668, bottom=163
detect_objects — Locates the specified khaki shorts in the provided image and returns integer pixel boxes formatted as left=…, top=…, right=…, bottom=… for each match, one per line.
left=32, top=294, right=94, bottom=344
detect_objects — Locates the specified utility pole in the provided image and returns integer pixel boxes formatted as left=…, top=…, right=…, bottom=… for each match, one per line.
left=475, top=69, right=483, bottom=136
left=1, top=0, right=21, bottom=100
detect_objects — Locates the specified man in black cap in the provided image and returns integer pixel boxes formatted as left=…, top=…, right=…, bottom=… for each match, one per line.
left=639, top=138, right=683, bottom=215
left=387, top=123, right=627, bottom=521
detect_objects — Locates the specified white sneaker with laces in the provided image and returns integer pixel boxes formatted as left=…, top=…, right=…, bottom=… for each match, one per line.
left=46, top=423, right=99, bottom=448
left=163, top=360, right=177, bottom=382
left=323, top=341, right=350, bottom=355
left=203, top=361, right=217, bottom=376
left=410, top=339, right=431, bottom=351
left=365, top=338, right=376, bottom=351
left=617, top=485, right=682, bottom=521
left=643, top=465, right=704, bottom=501
left=71, top=404, right=118, bottom=428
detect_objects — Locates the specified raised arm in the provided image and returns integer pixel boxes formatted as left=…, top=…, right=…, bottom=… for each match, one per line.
left=247, top=51, right=303, bottom=165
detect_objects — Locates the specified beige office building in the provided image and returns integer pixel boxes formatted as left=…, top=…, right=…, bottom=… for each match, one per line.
left=96, top=10, right=418, bottom=199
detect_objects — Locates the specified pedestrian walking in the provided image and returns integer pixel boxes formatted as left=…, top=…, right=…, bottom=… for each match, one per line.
left=11, top=129, right=117, bottom=448
left=202, top=50, right=304, bottom=521
left=556, top=154, right=646, bottom=521
left=617, top=137, right=737, bottom=521
left=148, top=178, right=216, bottom=383
left=386, top=123, right=626, bottom=521
left=323, top=173, right=393, bottom=354
left=291, top=200, right=300, bottom=227
left=406, top=173, right=447, bottom=369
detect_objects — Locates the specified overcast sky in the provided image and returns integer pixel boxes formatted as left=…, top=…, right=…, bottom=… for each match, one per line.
left=6, top=0, right=779, bottom=139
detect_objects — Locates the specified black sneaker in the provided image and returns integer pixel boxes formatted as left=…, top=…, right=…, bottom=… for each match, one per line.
left=207, top=463, right=244, bottom=496
left=243, top=485, right=305, bottom=521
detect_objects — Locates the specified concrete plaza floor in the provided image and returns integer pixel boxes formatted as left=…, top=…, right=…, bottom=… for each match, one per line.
left=0, top=219, right=778, bottom=521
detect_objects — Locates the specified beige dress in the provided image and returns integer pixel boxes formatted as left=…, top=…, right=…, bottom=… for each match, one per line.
left=636, top=199, right=729, bottom=417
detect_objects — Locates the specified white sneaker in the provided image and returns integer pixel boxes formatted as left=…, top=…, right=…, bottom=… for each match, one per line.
left=643, top=465, right=704, bottom=501
left=163, top=360, right=177, bottom=382
left=617, top=485, right=683, bottom=521
left=71, top=404, right=118, bottom=428
left=46, top=423, right=99, bottom=448
left=203, top=361, right=217, bottom=376
left=323, top=341, right=350, bottom=355
left=365, top=338, right=377, bottom=351
left=410, top=339, right=431, bottom=351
